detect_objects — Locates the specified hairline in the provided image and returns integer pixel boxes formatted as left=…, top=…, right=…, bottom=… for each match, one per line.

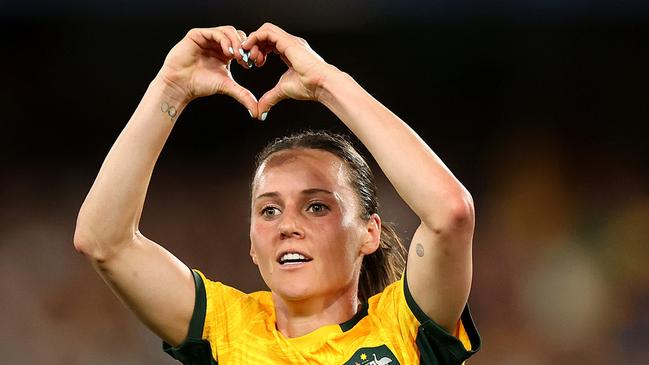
left=250, top=147, right=367, bottom=220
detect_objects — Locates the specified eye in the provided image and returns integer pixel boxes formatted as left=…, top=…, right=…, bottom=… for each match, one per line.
left=261, top=206, right=281, bottom=219
left=306, top=202, right=329, bottom=216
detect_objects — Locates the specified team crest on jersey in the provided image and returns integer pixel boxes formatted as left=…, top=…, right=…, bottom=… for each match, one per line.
left=342, top=345, right=400, bottom=365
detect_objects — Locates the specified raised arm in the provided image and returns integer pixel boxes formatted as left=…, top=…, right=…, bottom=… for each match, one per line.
left=73, top=26, right=258, bottom=345
left=243, top=23, right=474, bottom=333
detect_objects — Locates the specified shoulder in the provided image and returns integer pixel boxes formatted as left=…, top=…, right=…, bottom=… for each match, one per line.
left=195, top=270, right=273, bottom=325
left=366, top=274, right=481, bottom=364
left=164, top=270, right=275, bottom=363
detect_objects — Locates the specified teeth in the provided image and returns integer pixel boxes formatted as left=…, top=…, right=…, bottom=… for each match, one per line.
left=281, top=253, right=306, bottom=261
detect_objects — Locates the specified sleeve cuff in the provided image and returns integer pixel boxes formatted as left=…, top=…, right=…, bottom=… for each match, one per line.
left=162, top=269, right=215, bottom=364
left=403, top=273, right=481, bottom=363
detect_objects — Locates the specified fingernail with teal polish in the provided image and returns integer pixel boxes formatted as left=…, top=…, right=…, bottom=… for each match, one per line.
left=239, top=48, right=248, bottom=62
left=261, top=111, right=268, bottom=121
left=228, top=46, right=234, bottom=55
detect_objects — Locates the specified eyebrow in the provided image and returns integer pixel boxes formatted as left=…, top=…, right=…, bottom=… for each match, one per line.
left=254, top=188, right=333, bottom=201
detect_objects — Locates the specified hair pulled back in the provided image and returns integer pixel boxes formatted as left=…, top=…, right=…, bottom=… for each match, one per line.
left=253, top=130, right=406, bottom=303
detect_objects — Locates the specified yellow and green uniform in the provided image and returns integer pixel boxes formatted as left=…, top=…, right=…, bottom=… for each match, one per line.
left=164, top=270, right=480, bottom=364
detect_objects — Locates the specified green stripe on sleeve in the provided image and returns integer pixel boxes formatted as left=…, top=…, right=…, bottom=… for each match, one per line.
left=403, top=273, right=481, bottom=364
left=187, top=270, right=207, bottom=340
left=162, top=268, right=217, bottom=365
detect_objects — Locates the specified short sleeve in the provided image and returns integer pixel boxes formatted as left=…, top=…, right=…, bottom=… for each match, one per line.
left=403, top=274, right=481, bottom=364
left=163, top=270, right=216, bottom=365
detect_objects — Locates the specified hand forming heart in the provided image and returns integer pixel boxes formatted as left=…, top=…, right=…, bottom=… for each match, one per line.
left=157, top=23, right=336, bottom=121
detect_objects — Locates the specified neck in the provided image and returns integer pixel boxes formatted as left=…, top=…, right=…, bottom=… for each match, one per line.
left=273, top=286, right=360, bottom=338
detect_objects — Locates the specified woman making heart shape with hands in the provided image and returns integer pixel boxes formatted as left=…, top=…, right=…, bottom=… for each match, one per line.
left=75, top=23, right=480, bottom=364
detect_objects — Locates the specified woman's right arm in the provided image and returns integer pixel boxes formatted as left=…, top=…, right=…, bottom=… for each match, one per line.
left=73, top=26, right=258, bottom=346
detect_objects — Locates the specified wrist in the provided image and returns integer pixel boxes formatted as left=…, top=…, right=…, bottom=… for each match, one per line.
left=143, top=76, right=191, bottom=123
left=315, top=66, right=354, bottom=107
left=151, top=70, right=192, bottom=108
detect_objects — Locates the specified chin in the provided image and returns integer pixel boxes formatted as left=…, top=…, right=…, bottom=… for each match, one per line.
left=274, top=283, right=317, bottom=301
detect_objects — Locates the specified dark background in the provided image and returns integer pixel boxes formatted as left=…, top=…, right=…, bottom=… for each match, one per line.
left=1, top=1, right=648, bottom=363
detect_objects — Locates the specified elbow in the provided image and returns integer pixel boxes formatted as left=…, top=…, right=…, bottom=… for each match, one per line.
left=73, top=218, right=132, bottom=263
left=73, top=229, right=127, bottom=264
left=73, top=220, right=102, bottom=260
left=73, top=227, right=94, bottom=257
left=422, top=188, right=475, bottom=236
left=449, top=189, right=475, bottom=229
left=73, top=207, right=98, bottom=257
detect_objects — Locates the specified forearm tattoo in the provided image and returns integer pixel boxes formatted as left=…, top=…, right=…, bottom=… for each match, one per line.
left=416, top=243, right=424, bottom=257
left=160, top=101, right=177, bottom=120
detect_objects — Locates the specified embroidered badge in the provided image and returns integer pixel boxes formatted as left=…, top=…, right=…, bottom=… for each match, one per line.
left=342, top=345, right=400, bottom=365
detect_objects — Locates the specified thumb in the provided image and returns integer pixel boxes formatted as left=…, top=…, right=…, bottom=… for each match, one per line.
left=220, top=78, right=259, bottom=118
left=257, top=83, right=287, bottom=121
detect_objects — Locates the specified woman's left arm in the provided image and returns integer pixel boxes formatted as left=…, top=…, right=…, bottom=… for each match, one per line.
left=319, top=71, right=475, bottom=334
left=244, top=23, right=474, bottom=333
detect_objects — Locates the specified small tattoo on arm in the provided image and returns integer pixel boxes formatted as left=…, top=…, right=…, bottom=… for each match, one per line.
left=161, top=101, right=177, bottom=120
left=416, top=243, right=424, bottom=257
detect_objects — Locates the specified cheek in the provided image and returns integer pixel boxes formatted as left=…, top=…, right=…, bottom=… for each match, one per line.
left=321, top=223, right=363, bottom=262
left=250, top=220, right=275, bottom=255
left=250, top=212, right=280, bottom=233
left=251, top=218, right=270, bottom=236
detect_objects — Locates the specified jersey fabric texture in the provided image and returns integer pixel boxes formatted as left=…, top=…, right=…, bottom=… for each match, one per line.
left=163, top=270, right=481, bottom=364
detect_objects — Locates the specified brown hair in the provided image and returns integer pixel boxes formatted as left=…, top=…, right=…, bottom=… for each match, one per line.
left=253, top=130, right=407, bottom=303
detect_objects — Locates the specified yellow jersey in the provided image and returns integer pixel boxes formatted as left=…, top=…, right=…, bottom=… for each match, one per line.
left=164, top=270, right=480, bottom=364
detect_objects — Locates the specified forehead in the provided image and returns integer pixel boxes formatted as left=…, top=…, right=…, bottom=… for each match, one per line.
left=253, top=149, right=350, bottom=195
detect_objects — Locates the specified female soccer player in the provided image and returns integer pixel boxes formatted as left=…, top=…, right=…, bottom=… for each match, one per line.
left=74, top=23, right=480, bottom=364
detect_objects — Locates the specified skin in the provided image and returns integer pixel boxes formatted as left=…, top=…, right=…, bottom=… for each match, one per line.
left=74, top=23, right=474, bottom=347
left=250, top=149, right=380, bottom=337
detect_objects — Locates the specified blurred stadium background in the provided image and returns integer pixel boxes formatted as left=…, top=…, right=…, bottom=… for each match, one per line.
left=1, top=1, right=647, bottom=363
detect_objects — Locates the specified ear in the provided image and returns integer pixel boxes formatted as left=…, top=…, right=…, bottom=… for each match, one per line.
left=250, top=243, right=258, bottom=265
left=360, top=213, right=381, bottom=255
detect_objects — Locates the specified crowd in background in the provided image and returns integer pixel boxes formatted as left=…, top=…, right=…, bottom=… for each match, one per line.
left=1, top=127, right=646, bottom=363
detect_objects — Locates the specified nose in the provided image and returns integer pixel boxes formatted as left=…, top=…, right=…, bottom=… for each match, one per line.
left=278, top=210, right=304, bottom=239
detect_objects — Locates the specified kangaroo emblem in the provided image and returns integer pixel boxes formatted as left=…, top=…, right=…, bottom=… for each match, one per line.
left=367, top=353, right=392, bottom=365
left=343, top=345, right=399, bottom=365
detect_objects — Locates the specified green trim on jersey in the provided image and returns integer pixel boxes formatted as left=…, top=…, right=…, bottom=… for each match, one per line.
left=163, top=269, right=216, bottom=365
left=163, top=269, right=480, bottom=364
left=403, top=274, right=481, bottom=364
left=339, top=301, right=369, bottom=332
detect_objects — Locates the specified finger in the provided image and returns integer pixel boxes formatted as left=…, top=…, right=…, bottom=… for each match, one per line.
left=236, top=30, right=248, bottom=43
left=243, top=26, right=299, bottom=68
left=241, top=34, right=271, bottom=69
left=248, top=44, right=266, bottom=67
left=242, top=39, right=278, bottom=70
left=247, top=22, right=289, bottom=45
left=216, top=26, right=249, bottom=66
left=279, top=54, right=292, bottom=68
left=235, top=29, right=255, bottom=69
left=221, top=78, right=259, bottom=118
left=242, top=26, right=282, bottom=54
left=186, top=28, right=232, bottom=59
left=238, top=29, right=257, bottom=69
left=257, top=83, right=287, bottom=121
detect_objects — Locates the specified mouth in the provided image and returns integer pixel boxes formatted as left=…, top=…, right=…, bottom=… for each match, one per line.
left=276, top=251, right=313, bottom=266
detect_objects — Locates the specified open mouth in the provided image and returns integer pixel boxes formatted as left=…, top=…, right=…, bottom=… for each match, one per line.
left=277, top=252, right=313, bottom=265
